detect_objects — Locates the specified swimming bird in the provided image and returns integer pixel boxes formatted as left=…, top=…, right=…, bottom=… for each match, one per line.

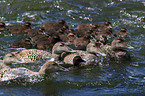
left=41, top=19, right=68, bottom=32
left=100, top=38, right=133, bottom=61
left=61, top=42, right=106, bottom=65
left=52, top=42, right=74, bottom=61
left=4, top=42, right=73, bottom=65
left=65, top=32, right=76, bottom=43
left=3, top=49, right=52, bottom=65
left=97, top=21, right=112, bottom=31
left=0, top=61, right=67, bottom=82
left=71, top=34, right=91, bottom=50
left=60, top=53, right=85, bottom=69
left=76, top=23, right=98, bottom=37
left=27, top=27, right=45, bottom=37
left=114, top=28, right=128, bottom=38
left=9, top=22, right=31, bottom=33
left=11, top=37, right=33, bottom=48
left=34, top=35, right=62, bottom=49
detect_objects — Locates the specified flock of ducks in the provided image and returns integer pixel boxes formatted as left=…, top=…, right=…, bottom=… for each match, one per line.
left=0, top=19, right=134, bottom=81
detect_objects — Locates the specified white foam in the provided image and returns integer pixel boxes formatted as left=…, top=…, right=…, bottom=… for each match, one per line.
left=22, top=12, right=37, bottom=19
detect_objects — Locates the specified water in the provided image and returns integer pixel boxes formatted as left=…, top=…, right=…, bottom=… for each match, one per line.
left=0, top=0, right=145, bottom=95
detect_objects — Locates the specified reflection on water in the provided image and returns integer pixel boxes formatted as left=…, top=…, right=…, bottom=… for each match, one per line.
left=0, top=0, right=145, bottom=95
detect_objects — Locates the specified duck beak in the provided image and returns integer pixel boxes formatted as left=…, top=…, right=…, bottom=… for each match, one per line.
left=97, top=52, right=107, bottom=56
left=99, top=53, right=107, bottom=56
left=47, top=58, right=55, bottom=61
left=68, top=50, right=77, bottom=53
left=64, top=42, right=71, bottom=45
left=67, top=47, right=76, bottom=52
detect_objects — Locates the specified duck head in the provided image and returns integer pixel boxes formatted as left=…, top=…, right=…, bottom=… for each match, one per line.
left=96, top=35, right=108, bottom=45
left=86, top=42, right=106, bottom=56
left=58, top=19, right=66, bottom=25
left=111, top=38, right=134, bottom=50
left=104, top=21, right=112, bottom=29
left=24, top=22, right=31, bottom=28
left=38, top=27, right=45, bottom=34
left=39, top=61, right=68, bottom=74
left=67, top=33, right=76, bottom=42
left=120, top=28, right=127, bottom=33
left=3, top=52, right=22, bottom=65
left=52, top=42, right=73, bottom=55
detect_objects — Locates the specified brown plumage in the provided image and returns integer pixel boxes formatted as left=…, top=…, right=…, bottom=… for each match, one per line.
left=98, top=21, right=112, bottom=31
left=34, top=35, right=62, bottom=49
left=11, top=37, right=33, bottom=48
left=41, top=19, right=68, bottom=32
left=27, top=27, right=45, bottom=37
left=72, top=34, right=91, bottom=50
left=114, top=28, right=128, bottom=37
left=76, top=23, right=98, bottom=37
left=9, top=22, right=31, bottom=33
left=100, top=38, right=134, bottom=61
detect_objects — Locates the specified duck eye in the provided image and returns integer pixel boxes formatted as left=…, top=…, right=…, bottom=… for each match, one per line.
left=9, top=53, right=15, bottom=57
left=118, top=41, right=121, bottom=43
left=52, top=63, right=57, bottom=66
left=9, top=55, right=13, bottom=57
left=60, top=44, right=64, bottom=47
left=15, top=51, right=20, bottom=54
left=92, top=45, right=96, bottom=47
left=70, top=35, right=74, bottom=37
left=93, top=45, right=96, bottom=47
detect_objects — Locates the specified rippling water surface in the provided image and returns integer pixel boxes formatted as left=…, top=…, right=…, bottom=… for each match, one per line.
left=0, top=0, right=145, bottom=96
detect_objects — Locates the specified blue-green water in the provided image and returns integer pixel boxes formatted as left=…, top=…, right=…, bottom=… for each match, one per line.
left=0, top=0, right=145, bottom=95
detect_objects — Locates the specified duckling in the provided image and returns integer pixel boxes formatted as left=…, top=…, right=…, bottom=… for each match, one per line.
left=95, top=35, right=108, bottom=46
left=98, top=21, right=112, bottom=31
left=65, top=32, right=76, bottom=42
left=95, top=29, right=113, bottom=43
left=0, top=61, right=67, bottom=81
left=75, top=28, right=94, bottom=37
left=34, top=35, right=62, bottom=49
left=65, top=28, right=75, bottom=34
left=72, top=34, right=91, bottom=50
left=113, top=28, right=128, bottom=37
left=96, top=29, right=113, bottom=37
left=9, top=22, right=31, bottom=33
left=76, top=23, right=98, bottom=37
left=57, top=31, right=76, bottom=43
left=10, top=37, right=33, bottom=48
left=3, top=49, right=52, bottom=65
left=77, top=23, right=98, bottom=32
left=27, top=27, right=45, bottom=37
left=41, top=19, right=68, bottom=32
left=56, top=28, right=68, bottom=42
left=0, top=22, right=6, bottom=31
left=31, top=33, right=50, bottom=43
left=100, top=38, right=133, bottom=61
